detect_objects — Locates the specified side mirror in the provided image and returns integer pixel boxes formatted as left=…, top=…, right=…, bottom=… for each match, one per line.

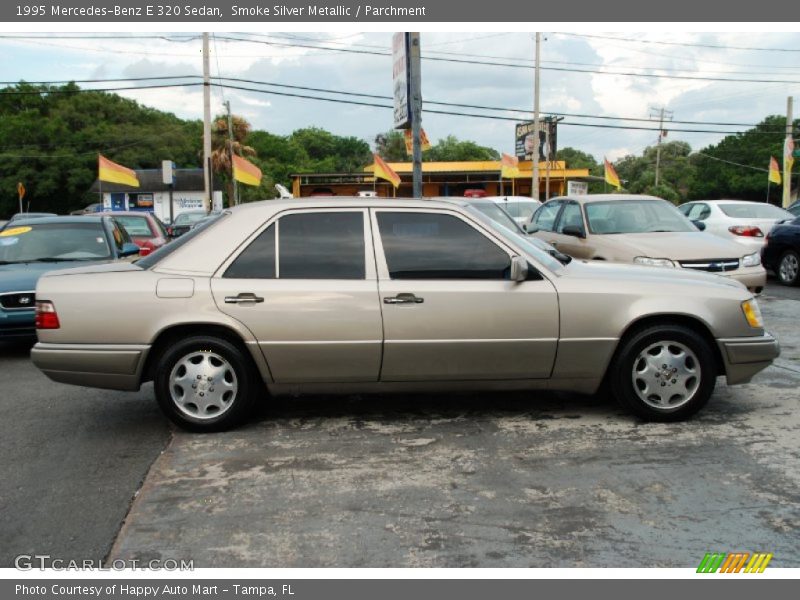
left=521, top=223, right=528, bottom=232
left=510, top=256, right=528, bottom=282
left=120, top=242, right=141, bottom=257
left=692, top=220, right=706, bottom=231
left=561, top=224, right=586, bottom=238
left=525, top=223, right=539, bottom=234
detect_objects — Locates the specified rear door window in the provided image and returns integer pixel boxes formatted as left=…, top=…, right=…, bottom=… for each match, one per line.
left=278, top=212, right=365, bottom=279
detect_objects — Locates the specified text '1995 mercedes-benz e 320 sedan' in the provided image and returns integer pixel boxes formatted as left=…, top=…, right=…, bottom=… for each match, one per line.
left=31, top=198, right=779, bottom=431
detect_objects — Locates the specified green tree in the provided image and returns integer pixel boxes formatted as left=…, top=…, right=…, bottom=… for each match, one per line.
left=556, top=147, right=598, bottom=170
left=0, top=82, right=201, bottom=217
left=689, top=115, right=792, bottom=203
left=374, top=130, right=407, bottom=161
left=612, top=141, right=695, bottom=202
left=424, top=135, right=499, bottom=161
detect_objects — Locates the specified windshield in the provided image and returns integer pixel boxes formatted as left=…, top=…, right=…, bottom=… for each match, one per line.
left=469, top=202, right=522, bottom=232
left=464, top=206, right=564, bottom=272
left=585, top=199, right=696, bottom=234
left=502, top=201, right=540, bottom=220
left=174, top=212, right=208, bottom=226
left=718, top=203, right=793, bottom=220
left=0, top=222, right=111, bottom=263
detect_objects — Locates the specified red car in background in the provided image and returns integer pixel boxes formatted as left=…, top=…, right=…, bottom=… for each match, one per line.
left=101, top=212, right=169, bottom=256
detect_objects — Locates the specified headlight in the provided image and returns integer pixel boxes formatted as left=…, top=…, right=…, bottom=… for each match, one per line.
left=741, top=298, right=764, bottom=328
left=741, top=252, right=761, bottom=268
left=634, top=256, right=676, bottom=268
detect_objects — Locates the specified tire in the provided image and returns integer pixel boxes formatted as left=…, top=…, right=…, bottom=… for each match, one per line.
left=777, top=250, right=800, bottom=286
left=609, top=324, right=716, bottom=422
left=154, top=335, right=260, bottom=432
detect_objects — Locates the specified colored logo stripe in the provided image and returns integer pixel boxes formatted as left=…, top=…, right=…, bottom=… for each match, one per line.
left=697, top=552, right=773, bottom=573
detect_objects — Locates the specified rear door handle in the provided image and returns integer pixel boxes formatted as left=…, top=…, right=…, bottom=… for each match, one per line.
left=224, top=293, right=264, bottom=304
left=384, top=293, right=424, bottom=305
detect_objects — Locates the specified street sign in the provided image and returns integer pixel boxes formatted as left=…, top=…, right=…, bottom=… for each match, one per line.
left=162, top=160, right=175, bottom=185
left=392, top=32, right=411, bottom=129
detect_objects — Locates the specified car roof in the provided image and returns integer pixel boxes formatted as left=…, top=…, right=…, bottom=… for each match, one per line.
left=547, top=194, right=664, bottom=204
left=687, top=199, right=763, bottom=205
left=10, top=215, right=108, bottom=226
left=101, top=211, right=154, bottom=218
left=226, top=197, right=478, bottom=213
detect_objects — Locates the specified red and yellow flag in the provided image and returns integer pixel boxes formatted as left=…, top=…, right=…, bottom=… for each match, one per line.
left=372, top=153, right=401, bottom=188
left=604, top=157, right=621, bottom=190
left=500, top=153, right=520, bottom=178
left=403, top=128, right=432, bottom=154
left=232, top=154, right=262, bottom=186
left=98, top=155, right=139, bottom=187
left=769, top=156, right=782, bottom=185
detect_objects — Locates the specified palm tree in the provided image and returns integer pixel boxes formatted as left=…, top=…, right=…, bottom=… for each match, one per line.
left=210, top=114, right=257, bottom=206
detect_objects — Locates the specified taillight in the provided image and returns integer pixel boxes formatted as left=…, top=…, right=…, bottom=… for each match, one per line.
left=728, top=225, right=764, bottom=237
left=35, top=300, right=60, bottom=329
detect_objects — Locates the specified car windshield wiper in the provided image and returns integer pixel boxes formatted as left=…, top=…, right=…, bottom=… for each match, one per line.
left=23, top=257, right=96, bottom=263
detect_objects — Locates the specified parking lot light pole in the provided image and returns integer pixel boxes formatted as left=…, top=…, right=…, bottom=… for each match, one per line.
left=532, top=32, right=541, bottom=201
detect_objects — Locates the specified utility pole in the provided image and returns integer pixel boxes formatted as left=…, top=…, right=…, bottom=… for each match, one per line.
left=650, top=106, right=673, bottom=188
left=224, top=100, right=238, bottom=206
left=784, top=96, right=794, bottom=209
left=202, top=32, right=212, bottom=212
left=544, top=121, right=551, bottom=200
left=532, top=32, right=541, bottom=201
left=408, top=32, right=423, bottom=198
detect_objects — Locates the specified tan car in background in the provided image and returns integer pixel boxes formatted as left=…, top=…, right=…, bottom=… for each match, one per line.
left=31, top=198, right=778, bottom=431
left=528, top=194, right=767, bottom=293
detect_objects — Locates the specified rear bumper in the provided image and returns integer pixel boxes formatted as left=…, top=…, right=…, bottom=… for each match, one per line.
left=717, top=332, right=780, bottom=385
left=31, top=342, right=150, bottom=391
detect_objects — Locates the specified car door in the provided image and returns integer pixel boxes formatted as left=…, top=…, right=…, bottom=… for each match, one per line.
left=211, top=208, right=383, bottom=383
left=372, top=208, right=559, bottom=382
left=544, top=201, right=593, bottom=259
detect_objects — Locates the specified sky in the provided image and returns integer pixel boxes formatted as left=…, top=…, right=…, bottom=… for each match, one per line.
left=2, top=31, right=800, bottom=163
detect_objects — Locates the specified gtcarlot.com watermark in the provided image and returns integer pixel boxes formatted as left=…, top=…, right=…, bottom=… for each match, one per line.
left=14, top=554, right=194, bottom=571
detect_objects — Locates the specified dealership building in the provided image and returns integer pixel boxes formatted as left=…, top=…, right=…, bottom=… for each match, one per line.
left=89, top=168, right=223, bottom=222
left=290, top=160, right=592, bottom=198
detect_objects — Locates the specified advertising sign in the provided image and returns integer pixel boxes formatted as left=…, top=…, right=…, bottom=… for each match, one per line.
left=567, top=181, right=589, bottom=195
left=392, top=32, right=411, bottom=129
left=515, top=119, right=558, bottom=161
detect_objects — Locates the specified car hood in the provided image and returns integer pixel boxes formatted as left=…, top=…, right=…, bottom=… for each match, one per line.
left=560, top=259, right=746, bottom=292
left=601, top=232, right=750, bottom=259
left=0, top=261, right=112, bottom=293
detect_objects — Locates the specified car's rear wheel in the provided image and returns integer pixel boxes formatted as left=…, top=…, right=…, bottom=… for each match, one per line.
left=610, top=324, right=716, bottom=421
left=777, top=250, right=800, bottom=286
left=154, top=335, right=259, bottom=431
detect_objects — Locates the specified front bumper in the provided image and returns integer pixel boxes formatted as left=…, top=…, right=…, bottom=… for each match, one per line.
left=0, top=309, right=36, bottom=339
left=722, top=266, right=767, bottom=293
left=717, top=332, right=780, bottom=385
left=31, top=342, right=151, bottom=391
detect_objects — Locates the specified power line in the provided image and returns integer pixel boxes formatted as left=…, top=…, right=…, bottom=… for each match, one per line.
left=554, top=32, right=800, bottom=53
left=695, top=152, right=771, bottom=172
left=0, top=78, right=790, bottom=135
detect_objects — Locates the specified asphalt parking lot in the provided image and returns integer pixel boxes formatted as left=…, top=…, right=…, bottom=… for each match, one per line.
left=1, top=281, right=799, bottom=568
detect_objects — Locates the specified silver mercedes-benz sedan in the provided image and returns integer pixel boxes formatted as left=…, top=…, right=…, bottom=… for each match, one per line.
left=31, top=198, right=779, bottom=431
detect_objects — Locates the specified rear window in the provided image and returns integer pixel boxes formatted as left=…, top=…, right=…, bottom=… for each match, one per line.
left=114, top=215, right=153, bottom=237
left=718, top=203, right=793, bottom=220
left=136, top=212, right=227, bottom=269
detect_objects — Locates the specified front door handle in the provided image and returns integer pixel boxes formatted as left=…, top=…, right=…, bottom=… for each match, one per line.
left=224, top=293, right=264, bottom=304
left=383, top=293, right=424, bottom=305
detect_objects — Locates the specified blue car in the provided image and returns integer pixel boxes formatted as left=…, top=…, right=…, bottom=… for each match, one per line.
left=0, top=216, right=140, bottom=339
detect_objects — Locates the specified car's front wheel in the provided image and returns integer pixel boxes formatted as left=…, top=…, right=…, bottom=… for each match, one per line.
left=609, top=324, right=717, bottom=421
left=154, top=335, right=259, bottom=431
left=777, top=250, right=800, bottom=286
